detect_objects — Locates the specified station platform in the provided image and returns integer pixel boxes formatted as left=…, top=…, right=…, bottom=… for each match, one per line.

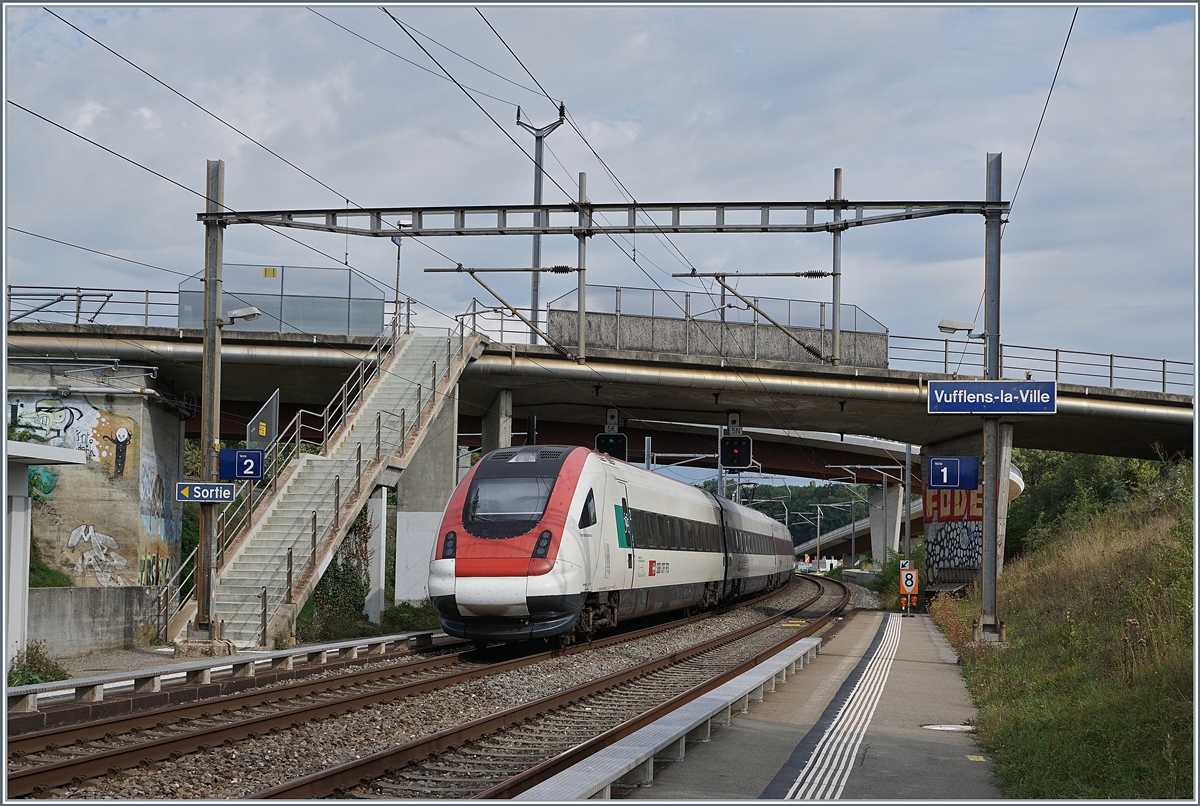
left=616, top=611, right=1001, bottom=800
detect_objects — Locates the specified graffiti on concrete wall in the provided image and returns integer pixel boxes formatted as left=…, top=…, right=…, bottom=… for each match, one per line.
left=67, top=523, right=132, bottom=586
left=10, top=398, right=95, bottom=452
left=93, top=412, right=138, bottom=478
left=139, top=542, right=171, bottom=586
left=139, top=459, right=180, bottom=544
left=9, top=396, right=139, bottom=477
left=925, top=520, right=983, bottom=569
left=923, top=486, right=984, bottom=582
left=27, top=465, right=58, bottom=500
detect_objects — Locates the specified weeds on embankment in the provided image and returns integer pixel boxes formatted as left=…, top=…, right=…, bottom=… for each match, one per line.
left=930, top=460, right=1193, bottom=799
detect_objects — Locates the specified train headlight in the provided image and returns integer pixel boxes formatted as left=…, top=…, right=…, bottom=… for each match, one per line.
left=532, top=530, right=553, bottom=558
left=441, top=530, right=457, bottom=559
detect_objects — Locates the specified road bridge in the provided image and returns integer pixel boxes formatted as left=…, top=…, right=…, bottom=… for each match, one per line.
left=7, top=287, right=1192, bottom=650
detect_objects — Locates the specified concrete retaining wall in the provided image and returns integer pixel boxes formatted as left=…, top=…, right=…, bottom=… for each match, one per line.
left=28, top=586, right=162, bottom=656
left=548, top=310, right=888, bottom=368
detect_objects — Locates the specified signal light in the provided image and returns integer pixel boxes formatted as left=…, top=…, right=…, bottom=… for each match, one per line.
left=441, top=531, right=457, bottom=559
left=720, top=435, right=753, bottom=470
left=532, top=530, right=553, bottom=558
left=595, top=433, right=628, bottom=462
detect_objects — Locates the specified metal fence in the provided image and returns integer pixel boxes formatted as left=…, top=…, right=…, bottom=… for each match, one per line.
left=5, top=285, right=410, bottom=335
left=888, top=335, right=1193, bottom=395
left=548, top=285, right=888, bottom=334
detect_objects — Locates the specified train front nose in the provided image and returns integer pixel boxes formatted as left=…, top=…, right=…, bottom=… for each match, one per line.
left=454, top=577, right=530, bottom=617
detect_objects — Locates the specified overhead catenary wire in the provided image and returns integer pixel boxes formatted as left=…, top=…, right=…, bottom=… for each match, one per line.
left=1004, top=6, right=1079, bottom=236
left=42, top=8, right=476, bottom=291
left=464, top=9, right=839, bottom=466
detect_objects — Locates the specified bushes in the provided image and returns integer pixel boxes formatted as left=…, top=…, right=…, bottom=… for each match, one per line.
left=932, top=459, right=1193, bottom=798
left=7, top=640, right=71, bottom=686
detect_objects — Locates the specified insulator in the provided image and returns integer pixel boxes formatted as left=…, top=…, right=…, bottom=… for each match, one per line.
left=549, top=265, right=573, bottom=274
left=801, top=270, right=832, bottom=278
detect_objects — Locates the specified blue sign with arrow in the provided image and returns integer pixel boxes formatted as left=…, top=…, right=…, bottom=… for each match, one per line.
left=176, top=482, right=235, bottom=502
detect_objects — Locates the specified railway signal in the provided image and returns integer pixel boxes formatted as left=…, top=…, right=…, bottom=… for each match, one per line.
left=595, top=433, right=628, bottom=462
left=720, top=435, right=753, bottom=470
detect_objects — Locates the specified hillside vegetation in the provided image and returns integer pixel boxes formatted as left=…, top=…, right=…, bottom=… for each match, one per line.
left=930, top=455, right=1193, bottom=798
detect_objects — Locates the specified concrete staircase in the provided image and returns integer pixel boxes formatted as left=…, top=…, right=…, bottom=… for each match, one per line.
left=173, top=333, right=478, bottom=647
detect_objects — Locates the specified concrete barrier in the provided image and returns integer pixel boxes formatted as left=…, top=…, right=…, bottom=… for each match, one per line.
left=27, top=586, right=163, bottom=658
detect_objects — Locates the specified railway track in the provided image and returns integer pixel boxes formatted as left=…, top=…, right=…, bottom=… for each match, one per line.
left=8, top=580, right=823, bottom=799
left=258, top=575, right=847, bottom=799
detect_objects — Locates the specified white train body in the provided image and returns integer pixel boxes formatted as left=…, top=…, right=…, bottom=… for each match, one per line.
left=429, top=445, right=794, bottom=642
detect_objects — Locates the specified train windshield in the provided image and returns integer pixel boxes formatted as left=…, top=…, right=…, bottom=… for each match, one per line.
left=463, top=476, right=556, bottom=538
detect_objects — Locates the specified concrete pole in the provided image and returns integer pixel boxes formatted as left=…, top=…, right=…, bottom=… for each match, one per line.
left=576, top=172, right=587, bottom=362
left=904, top=443, right=912, bottom=562
left=981, top=152, right=1002, bottom=638
left=831, top=168, right=843, bottom=366
left=195, top=159, right=225, bottom=636
left=517, top=106, right=564, bottom=344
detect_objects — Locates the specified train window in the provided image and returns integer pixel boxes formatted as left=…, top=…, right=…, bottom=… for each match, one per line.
left=463, top=476, right=555, bottom=538
left=578, top=489, right=597, bottom=529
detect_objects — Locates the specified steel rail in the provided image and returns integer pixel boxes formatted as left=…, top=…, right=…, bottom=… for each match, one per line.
left=7, top=592, right=770, bottom=797
left=248, top=577, right=836, bottom=799
left=477, top=576, right=851, bottom=799
left=6, top=650, right=467, bottom=754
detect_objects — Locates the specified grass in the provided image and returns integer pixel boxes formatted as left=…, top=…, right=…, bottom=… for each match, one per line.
left=929, top=461, right=1192, bottom=798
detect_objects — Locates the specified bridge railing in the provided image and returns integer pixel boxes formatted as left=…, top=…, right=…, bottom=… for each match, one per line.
left=888, top=335, right=1193, bottom=394
left=5, top=284, right=415, bottom=332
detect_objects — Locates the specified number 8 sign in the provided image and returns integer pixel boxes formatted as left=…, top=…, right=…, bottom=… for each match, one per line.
left=899, top=568, right=919, bottom=595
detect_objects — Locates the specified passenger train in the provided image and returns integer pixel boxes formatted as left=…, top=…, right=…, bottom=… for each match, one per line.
left=429, top=444, right=795, bottom=644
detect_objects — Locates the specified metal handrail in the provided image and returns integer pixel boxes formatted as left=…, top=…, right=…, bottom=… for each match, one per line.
left=888, top=335, right=1193, bottom=394
left=5, top=285, right=415, bottom=330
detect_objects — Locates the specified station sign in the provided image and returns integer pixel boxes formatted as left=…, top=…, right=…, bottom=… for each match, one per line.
left=176, top=482, right=235, bottom=502
left=219, top=448, right=264, bottom=480
left=927, top=380, right=1056, bottom=415
left=927, top=456, right=980, bottom=490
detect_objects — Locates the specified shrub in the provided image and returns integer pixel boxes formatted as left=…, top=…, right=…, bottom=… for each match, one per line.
left=381, top=600, right=442, bottom=633
left=7, top=640, right=71, bottom=686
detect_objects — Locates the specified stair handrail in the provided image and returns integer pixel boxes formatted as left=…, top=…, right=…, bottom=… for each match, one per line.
left=214, top=328, right=476, bottom=645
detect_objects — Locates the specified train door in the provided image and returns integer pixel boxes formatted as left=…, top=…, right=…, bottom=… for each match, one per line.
left=614, top=480, right=636, bottom=590
left=577, top=481, right=605, bottom=587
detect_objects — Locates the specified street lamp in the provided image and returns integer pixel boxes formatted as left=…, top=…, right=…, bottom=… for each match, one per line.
left=937, top=318, right=985, bottom=339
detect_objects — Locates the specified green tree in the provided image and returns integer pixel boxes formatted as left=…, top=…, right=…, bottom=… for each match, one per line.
left=1006, top=449, right=1159, bottom=558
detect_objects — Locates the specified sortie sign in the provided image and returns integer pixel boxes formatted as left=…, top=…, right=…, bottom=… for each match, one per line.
left=927, top=380, right=1057, bottom=415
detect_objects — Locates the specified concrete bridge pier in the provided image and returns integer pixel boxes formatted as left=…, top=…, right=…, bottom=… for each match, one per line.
left=481, top=389, right=513, bottom=454
left=868, top=483, right=903, bottom=565
left=365, top=486, right=388, bottom=623
left=394, top=385, right=461, bottom=604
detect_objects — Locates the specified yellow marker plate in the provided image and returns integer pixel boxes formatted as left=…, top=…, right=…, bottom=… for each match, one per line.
left=967, top=755, right=987, bottom=762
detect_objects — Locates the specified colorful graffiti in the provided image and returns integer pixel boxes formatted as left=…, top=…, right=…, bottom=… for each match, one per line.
left=92, top=411, right=138, bottom=477
left=924, top=486, right=985, bottom=584
left=27, top=465, right=58, bottom=500
left=139, top=459, right=180, bottom=544
left=10, top=398, right=95, bottom=453
left=9, top=396, right=138, bottom=477
left=67, top=523, right=132, bottom=587
left=138, top=541, right=172, bottom=586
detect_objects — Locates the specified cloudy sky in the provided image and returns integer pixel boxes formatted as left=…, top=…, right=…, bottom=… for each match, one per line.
left=4, top=4, right=1196, bottom=371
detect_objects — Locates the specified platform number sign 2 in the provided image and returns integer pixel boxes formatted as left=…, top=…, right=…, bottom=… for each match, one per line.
left=899, top=568, right=919, bottom=596
left=219, top=448, right=264, bottom=480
